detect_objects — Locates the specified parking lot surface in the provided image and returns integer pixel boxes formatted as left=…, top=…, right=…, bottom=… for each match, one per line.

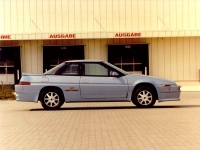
left=1, top=92, right=200, bottom=150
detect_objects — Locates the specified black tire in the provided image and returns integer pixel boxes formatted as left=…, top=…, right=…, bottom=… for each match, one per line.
left=132, top=86, right=156, bottom=108
left=40, top=88, right=64, bottom=110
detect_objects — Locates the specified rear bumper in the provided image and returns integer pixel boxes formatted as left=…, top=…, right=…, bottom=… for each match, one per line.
left=15, top=85, right=39, bottom=102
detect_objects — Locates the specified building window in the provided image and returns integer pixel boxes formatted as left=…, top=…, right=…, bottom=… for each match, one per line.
left=108, top=44, right=149, bottom=75
left=43, top=45, right=84, bottom=72
left=0, top=48, right=14, bottom=74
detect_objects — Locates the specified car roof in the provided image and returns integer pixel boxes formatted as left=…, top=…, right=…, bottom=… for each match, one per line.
left=65, top=60, right=105, bottom=63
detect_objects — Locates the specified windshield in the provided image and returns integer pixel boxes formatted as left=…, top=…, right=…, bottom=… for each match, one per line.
left=44, top=62, right=66, bottom=75
left=103, top=61, right=129, bottom=75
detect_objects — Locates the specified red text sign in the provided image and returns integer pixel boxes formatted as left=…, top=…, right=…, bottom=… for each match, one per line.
left=0, top=35, right=11, bottom=39
left=115, top=32, right=141, bottom=37
left=49, top=34, right=76, bottom=39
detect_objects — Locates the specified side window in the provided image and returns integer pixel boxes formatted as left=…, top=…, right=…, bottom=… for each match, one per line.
left=82, top=63, right=109, bottom=76
left=60, top=63, right=79, bottom=75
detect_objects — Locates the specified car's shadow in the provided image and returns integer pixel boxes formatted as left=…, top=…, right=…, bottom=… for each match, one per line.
left=29, top=105, right=200, bottom=111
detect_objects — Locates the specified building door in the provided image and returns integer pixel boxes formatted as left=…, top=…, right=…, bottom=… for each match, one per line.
left=108, top=44, right=149, bottom=75
left=0, top=46, right=21, bottom=84
left=43, top=45, right=84, bottom=73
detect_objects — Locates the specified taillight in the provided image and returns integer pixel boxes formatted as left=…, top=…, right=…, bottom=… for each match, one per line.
left=19, top=82, right=30, bottom=85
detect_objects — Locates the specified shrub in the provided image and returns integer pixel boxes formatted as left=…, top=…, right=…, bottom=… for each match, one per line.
left=0, top=81, right=16, bottom=100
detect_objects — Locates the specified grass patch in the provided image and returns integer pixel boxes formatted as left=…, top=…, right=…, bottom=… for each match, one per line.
left=0, top=81, right=16, bottom=100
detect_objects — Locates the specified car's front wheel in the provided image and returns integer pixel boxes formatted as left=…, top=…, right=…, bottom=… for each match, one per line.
left=40, top=88, right=64, bottom=110
left=132, top=86, right=156, bottom=108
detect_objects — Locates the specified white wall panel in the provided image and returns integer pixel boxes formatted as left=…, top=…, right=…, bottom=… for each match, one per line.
left=31, top=40, right=38, bottom=73
left=150, top=0, right=157, bottom=30
left=106, top=0, right=113, bottom=31
left=183, top=38, right=190, bottom=80
left=177, top=38, right=184, bottom=80
left=43, top=0, right=50, bottom=32
left=93, top=0, right=100, bottom=32
left=157, top=0, right=165, bottom=30
left=30, top=0, right=37, bottom=33
left=182, top=0, right=189, bottom=30
left=36, top=0, right=43, bottom=33
left=163, top=0, right=170, bottom=30
left=1, top=0, right=200, bottom=34
left=100, top=0, right=107, bottom=32
left=49, top=0, right=56, bottom=32
left=81, top=0, right=88, bottom=32
left=22, top=41, right=32, bottom=73
left=17, top=0, right=24, bottom=33
left=177, top=0, right=184, bottom=30
left=75, top=0, right=81, bottom=32
left=55, top=0, right=62, bottom=32
left=94, top=39, right=101, bottom=59
left=196, top=37, right=200, bottom=80
left=132, top=0, right=139, bottom=30
left=4, top=0, right=11, bottom=33
left=189, top=38, right=196, bottom=80
left=23, top=1, right=31, bottom=33
left=119, top=0, right=125, bottom=31
left=0, top=0, right=4, bottom=33
left=170, top=38, right=177, bottom=80
left=151, top=38, right=159, bottom=77
left=164, top=38, right=171, bottom=79
left=145, top=39, right=152, bottom=75
left=144, top=0, right=151, bottom=31
left=37, top=41, right=43, bottom=73
left=125, top=0, right=132, bottom=31
left=62, top=0, right=69, bottom=32
left=196, top=1, right=200, bottom=30
left=83, top=39, right=89, bottom=59
left=157, top=38, right=165, bottom=77
left=112, top=0, right=119, bottom=31
left=189, top=0, right=196, bottom=30
left=100, top=39, right=107, bottom=61
left=10, top=0, right=18, bottom=33
left=87, top=0, right=94, bottom=32
left=138, top=0, right=145, bottom=30
left=169, top=0, right=177, bottom=30
left=88, top=39, right=95, bottom=59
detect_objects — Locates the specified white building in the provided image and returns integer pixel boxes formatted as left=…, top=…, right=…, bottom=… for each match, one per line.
left=0, top=0, right=200, bottom=89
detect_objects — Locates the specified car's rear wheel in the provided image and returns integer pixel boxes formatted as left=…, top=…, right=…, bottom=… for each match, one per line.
left=132, top=86, right=156, bottom=108
left=40, top=88, right=64, bottom=110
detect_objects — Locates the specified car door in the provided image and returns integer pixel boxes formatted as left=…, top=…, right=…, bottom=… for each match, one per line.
left=80, top=62, right=128, bottom=99
left=48, top=62, right=81, bottom=102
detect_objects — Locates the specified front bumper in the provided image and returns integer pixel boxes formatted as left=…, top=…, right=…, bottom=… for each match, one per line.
left=157, top=84, right=181, bottom=102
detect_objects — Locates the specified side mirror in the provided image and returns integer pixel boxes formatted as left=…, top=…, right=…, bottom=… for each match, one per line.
left=110, top=71, right=120, bottom=77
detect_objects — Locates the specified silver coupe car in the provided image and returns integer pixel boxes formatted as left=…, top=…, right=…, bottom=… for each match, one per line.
left=15, top=60, right=181, bottom=109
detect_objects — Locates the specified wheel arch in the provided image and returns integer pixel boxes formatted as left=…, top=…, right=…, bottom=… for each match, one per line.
left=38, top=86, right=65, bottom=102
left=132, top=83, right=158, bottom=100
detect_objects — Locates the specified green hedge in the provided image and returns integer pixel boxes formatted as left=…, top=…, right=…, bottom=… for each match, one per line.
left=0, top=81, right=16, bottom=100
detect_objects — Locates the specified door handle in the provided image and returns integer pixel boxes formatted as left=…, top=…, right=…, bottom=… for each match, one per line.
left=82, top=80, right=89, bottom=83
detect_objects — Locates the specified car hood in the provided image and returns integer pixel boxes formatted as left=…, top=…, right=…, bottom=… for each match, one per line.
left=125, top=74, right=177, bottom=85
